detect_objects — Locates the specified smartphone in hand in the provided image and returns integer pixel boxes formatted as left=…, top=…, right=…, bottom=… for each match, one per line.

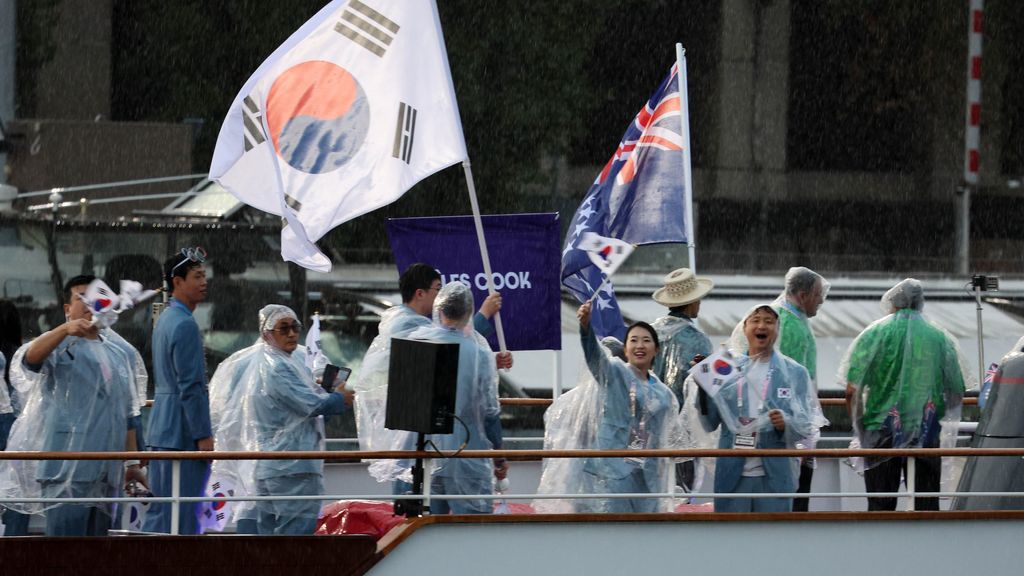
left=321, top=364, right=351, bottom=393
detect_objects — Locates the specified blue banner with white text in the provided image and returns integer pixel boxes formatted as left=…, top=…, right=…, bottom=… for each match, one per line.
left=387, top=213, right=561, bottom=351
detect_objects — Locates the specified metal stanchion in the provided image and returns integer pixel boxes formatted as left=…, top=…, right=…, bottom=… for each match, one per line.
left=423, top=458, right=433, bottom=514
left=171, top=460, right=181, bottom=535
left=906, top=456, right=916, bottom=512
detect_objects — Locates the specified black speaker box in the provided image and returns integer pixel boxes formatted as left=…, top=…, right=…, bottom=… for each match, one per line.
left=385, top=337, right=459, bottom=434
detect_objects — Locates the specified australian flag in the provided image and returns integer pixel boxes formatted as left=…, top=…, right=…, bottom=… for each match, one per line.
left=562, top=64, right=690, bottom=340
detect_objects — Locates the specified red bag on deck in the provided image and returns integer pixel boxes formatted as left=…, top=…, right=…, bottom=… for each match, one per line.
left=316, top=500, right=405, bottom=538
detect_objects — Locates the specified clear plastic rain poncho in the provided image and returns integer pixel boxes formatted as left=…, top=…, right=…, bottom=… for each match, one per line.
left=406, top=283, right=501, bottom=487
left=839, top=279, right=972, bottom=471
left=352, top=303, right=432, bottom=483
left=0, top=336, right=135, bottom=515
left=697, top=305, right=822, bottom=445
left=651, top=314, right=712, bottom=408
left=771, top=267, right=831, bottom=456
left=208, top=339, right=263, bottom=526
left=535, top=323, right=682, bottom=513
left=208, top=305, right=342, bottom=530
left=0, top=352, right=13, bottom=416
left=103, top=328, right=147, bottom=421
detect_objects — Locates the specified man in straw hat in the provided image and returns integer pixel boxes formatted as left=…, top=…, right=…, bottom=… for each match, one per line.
left=650, top=268, right=714, bottom=491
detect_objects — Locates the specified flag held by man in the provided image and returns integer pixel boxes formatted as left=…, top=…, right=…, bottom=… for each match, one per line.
left=210, top=0, right=467, bottom=272
left=561, top=63, right=691, bottom=340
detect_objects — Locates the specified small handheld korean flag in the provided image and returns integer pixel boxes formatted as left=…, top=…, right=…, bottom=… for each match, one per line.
left=578, top=232, right=635, bottom=277
left=692, top=346, right=738, bottom=398
left=83, top=279, right=120, bottom=328
left=127, top=501, right=149, bottom=532
left=199, top=477, right=236, bottom=533
left=305, top=312, right=324, bottom=373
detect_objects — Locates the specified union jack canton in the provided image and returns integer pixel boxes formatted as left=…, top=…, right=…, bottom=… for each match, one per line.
left=561, top=63, right=691, bottom=340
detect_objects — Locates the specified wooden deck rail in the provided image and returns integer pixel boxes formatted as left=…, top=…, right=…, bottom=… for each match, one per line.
left=0, top=446, right=1017, bottom=461
left=142, top=397, right=978, bottom=409
left=500, top=397, right=979, bottom=407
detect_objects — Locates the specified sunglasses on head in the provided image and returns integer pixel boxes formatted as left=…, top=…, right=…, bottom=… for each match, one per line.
left=171, top=246, right=207, bottom=275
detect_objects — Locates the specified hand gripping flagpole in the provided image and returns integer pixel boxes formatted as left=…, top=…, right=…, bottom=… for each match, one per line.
left=676, top=43, right=697, bottom=274
left=462, top=161, right=508, bottom=354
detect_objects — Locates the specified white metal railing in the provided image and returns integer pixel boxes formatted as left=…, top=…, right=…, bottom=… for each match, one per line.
left=1, top=447, right=1020, bottom=535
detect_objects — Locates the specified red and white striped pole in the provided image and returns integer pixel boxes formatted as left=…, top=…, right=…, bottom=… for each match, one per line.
left=958, top=0, right=983, bottom=275
left=963, top=0, right=983, bottom=184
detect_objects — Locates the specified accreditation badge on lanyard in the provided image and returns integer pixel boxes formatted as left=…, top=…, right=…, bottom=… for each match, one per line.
left=732, top=365, right=773, bottom=450
left=625, top=377, right=650, bottom=467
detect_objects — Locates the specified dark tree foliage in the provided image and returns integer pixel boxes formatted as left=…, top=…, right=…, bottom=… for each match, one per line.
left=14, top=0, right=62, bottom=118
left=788, top=1, right=933, bottom=172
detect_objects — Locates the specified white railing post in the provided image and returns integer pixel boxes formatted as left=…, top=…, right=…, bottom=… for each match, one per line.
left=120, top=497, right=132, bottom=530
left=171, top=459, right=181, bottom=535
left=552, top=349, right=563, bottom=398
left=667, top=459, right=677, bottom=507
left=906, top=456, right=916, bottom=512
left=423, top=458, right=433, bottom=513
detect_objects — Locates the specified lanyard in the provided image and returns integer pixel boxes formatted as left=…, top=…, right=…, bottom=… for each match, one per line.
left=737, top=361, right=773, bottom=414
left=628, top=375, right=649, bottom=431
left=628, top=377, right=641, bottom=420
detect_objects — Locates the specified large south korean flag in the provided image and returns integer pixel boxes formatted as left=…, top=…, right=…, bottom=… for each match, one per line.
left=210, top=0, right=468, bottom=271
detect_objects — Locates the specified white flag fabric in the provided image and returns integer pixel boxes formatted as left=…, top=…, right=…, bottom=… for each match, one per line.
left=578, top=232, right=635, bottom=277
left=305, top=313, right=324, bottom=373
left=116, top=280, right=158, bottom=312
left=210, top=0, right=468, bottom=272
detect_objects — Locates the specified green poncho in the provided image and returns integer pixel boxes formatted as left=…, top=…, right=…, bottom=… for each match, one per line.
left=775, top=301, right=817, bottom=383
left=842, top=307, right=969, bottom=455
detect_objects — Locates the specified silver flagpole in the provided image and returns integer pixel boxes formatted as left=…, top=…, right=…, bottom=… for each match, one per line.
left=462, top=160, right=508, bottom=354
left=676, top=43, right=697, bottom=273
left=430, top=0, right=508, bottom=355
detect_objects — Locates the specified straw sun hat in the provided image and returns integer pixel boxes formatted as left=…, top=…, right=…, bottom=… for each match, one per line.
left=651, top=268, right=714, bottom=307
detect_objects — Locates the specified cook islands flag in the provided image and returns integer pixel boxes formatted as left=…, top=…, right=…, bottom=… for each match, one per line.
left=210, top=0, right=468, bottom=272
left=561, top=63, right=691, bottom=339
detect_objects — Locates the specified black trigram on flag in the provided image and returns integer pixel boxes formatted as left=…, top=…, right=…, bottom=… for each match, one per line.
left=285, top=194, right=303, bottom=212
left=334, top=0, right=400, bottom=58
left=392, top=102, right=417, bottom=164
left=216, top=512, right=226, bottom=522
left=242, top=95, right=267, bottom=152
